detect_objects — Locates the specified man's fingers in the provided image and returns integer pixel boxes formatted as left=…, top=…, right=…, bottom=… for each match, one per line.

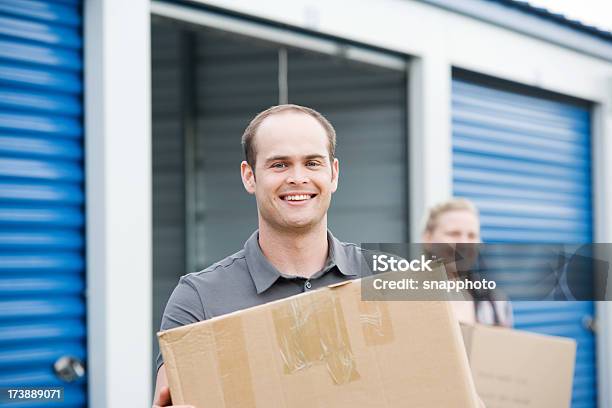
left=153, top=386, right=194, bottom=408
left=154, top=386, right=171, bottom=407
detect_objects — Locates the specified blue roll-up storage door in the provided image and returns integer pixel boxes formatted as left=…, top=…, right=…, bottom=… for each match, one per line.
left=452, top=77, right=595, bottom=407
left=0, top=0, right=86, bottom=406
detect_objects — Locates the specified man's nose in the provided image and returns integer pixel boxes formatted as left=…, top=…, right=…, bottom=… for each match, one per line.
left=286, top=166, right=309, bottom=184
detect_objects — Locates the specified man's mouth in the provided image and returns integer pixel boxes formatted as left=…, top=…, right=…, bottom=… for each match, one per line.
left=280, top=193, right=317, bottom=202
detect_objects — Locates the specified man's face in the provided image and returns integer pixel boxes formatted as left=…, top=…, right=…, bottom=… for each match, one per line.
left=241, top=111, right=339, bottom=232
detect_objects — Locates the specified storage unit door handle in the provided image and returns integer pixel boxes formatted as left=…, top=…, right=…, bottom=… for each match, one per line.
left=53, top=356, right=86, bottom=382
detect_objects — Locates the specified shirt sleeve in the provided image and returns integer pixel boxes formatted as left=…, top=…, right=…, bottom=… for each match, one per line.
left=156, top=275, right=206, bottom=372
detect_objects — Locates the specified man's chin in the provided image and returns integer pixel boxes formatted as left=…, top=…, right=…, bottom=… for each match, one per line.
left=277, top=216, right=325, bottom=232
left=285, top=219, right=317, bottom=230
left=260, top=208, right=328, bottom=232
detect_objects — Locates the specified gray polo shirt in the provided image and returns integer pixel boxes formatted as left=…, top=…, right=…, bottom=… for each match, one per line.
left=156, top=230, right=366, bottom=371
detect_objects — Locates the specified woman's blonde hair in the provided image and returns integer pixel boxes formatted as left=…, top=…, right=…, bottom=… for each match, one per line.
left=422, top=198, right=479, bottom=234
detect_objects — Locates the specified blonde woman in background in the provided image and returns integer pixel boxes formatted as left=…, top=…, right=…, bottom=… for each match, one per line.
left=422, top=198, right=513, bottom=327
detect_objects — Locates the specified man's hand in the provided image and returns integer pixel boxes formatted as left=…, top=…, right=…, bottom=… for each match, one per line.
left=152, top=385, right=193, bottom=408
left=153, top=364, right=194, bottom=408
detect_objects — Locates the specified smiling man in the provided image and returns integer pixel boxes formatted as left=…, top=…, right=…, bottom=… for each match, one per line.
left=153, top=105, right=367, bottom=408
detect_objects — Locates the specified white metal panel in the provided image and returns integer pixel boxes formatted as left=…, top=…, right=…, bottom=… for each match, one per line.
left=85, top=0, right=152, bottom=406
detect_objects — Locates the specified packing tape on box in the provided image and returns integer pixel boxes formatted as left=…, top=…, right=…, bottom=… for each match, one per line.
left=212, top=316, right=257, bottom=407
left=272, top=288, right=360, bottom=384
left=358, top=301, right=394, bottom=346
left=271, top=285, right=394, bottom=385
left=158, top=316, right=258, bottom=408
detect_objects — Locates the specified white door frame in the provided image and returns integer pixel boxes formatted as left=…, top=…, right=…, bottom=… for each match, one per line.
left=84, top=0, right=152, bottom=406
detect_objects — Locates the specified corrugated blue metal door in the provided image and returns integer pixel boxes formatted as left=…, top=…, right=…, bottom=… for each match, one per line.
left=452, top=76, right=595, bottom=407
left=0, top=0, right=86, bottom=406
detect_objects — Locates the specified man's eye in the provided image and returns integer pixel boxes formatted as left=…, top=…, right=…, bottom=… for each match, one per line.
left=306, top=161, right=321, bottom=167
left=271, top=162, right=287, bottom=169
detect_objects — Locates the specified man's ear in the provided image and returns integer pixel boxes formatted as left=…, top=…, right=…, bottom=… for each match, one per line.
left=331, top=157, right=339, bottom=193
left=241, top=161, right=256, bottom=194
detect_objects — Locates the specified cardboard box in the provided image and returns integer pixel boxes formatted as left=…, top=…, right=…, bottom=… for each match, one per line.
left=460, top=323, right=576, bottom=408
left=158, top=279, right=481, bottom=407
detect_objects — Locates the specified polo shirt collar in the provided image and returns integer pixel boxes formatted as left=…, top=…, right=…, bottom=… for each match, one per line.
left=244, top=230, right=356, bottom=294
left=327, top=230, right=357, bottom=278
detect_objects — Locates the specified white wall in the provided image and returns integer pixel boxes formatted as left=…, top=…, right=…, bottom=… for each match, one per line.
left=193, top=0, right=612, bottom=100
left=85, top=0, right=152, bottom=406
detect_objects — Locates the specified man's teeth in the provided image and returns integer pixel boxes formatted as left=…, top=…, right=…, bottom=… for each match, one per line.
left=285, top=194, right=311, bottom=201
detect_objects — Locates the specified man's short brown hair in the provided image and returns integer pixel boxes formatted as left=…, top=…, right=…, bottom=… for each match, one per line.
left=241, top=104, right=337, bottom=169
